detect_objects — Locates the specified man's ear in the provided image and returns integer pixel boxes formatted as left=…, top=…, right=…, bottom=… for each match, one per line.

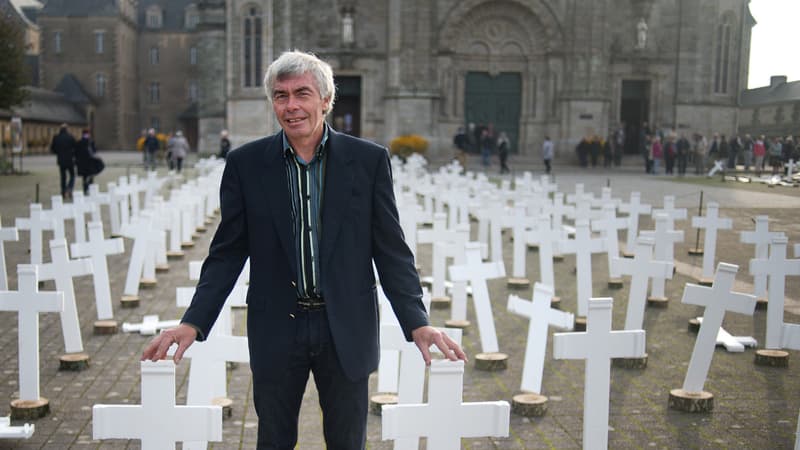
left=322, top=96, right=332, bottom=114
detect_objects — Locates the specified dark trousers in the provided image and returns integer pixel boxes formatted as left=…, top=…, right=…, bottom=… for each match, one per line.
left=82, top=175, right=94, bottom=194
left=59, top=165, right=75, bottom=195
left=544, top=158, right=551, bottom=174
left=253, top=309, right=368, bottom=450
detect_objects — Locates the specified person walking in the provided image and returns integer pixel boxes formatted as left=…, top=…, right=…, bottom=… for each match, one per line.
left=497, top=131, right=510, bottom=174
left=542, top=135, right=554, bottom=174
left=169, top=130, right=190, bottom=173
left=676, top=133, right=690, bottom=176
left=50, top=124, right=76, bottom=199
left=141, top=50, right=466, bottom=450
left=143, top=128, right=160, bottom=171
left=219, top=129, right=231, bottom=159
left=75, top=129, right=103, bottom=194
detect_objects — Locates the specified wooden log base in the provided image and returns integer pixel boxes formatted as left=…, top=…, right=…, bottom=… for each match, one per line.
left=550, top=296, right=561, bottom=309
left=59, top=353, right=90, bottom=371
left=621, top=251, right=634, bottom=259
left=181, top=241, right=195, bottom=249
left=511, top=393, right=548, bottom=417
left=10, top=398, right=49, bottom=420
left=120, top=295, right=140, bottom=308
left=688, top=318, right=700, bottom=333
left=369, top=393, right=398, bottom=416
left=526, top=244, right=539, bottom=251
left=226, top=361, right=239, bottom=370
left=191, top=233, right=201, bottom=240
left=668, top=389, right=714, bottom=413
left=430, top=296, right=451, bottom=310
left=574, top=317, right=587, bottom=332
left=211, top=397, right=233, bottom=419
left=688, top=248, right=704, bottom=256
left=754, top=349, right=789, bottom=367
left=444, top=320, right=470, bottom=334
left=755, top=297, right=768, bottom=311
left=507, top=277, right=530, bottom=289
left=155, top=264, right=170, bottom=273
left=475, top=352, right=508, bottom=371
left=139, top=278, right=157, bottom=289
left=94, top=320, right=119, bottom=335
left=552, top=254, right=565, bottom=262
left=647, top=296, right=669, bottom=308
left=607, top=278, right=624, bottom=289
left=205, top=218, right=214, bottom=225
left=166, top=251, right=185, bottom=259
left=612, top=354, right=648, bottom=369
left=196, top=226, right=207, bottom=233
left=697, top=278, right=713, bottom=287
left=110, top=234, right=122, bottom=239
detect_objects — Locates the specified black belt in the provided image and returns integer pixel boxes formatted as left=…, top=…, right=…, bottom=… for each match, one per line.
left=297, top=297, right=325, bottom=311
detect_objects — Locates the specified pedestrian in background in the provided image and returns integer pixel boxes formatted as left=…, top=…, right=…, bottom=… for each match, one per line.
left=51, top=123, right=76, bottom=199
left=169, top=130, right=190, bottom=173
left=75, top=129, right=103, bottom=194
left=542, top=135, right=554, bottom=174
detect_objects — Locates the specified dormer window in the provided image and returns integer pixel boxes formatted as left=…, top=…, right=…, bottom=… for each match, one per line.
left=146, top=6, right=163, bottom=29
left=185, top=4, right=200, bottom=29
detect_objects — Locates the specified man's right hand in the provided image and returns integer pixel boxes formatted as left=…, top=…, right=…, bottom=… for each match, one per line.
left=141, top=323, right=197, bottom=364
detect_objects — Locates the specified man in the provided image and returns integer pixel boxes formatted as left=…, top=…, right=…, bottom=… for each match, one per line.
left=219, top=129, right=231, bottom=159
left=541, top=135, right=554, bottom=174
left=50, top=124, right=76, bottom=199
left=143, top=128, right=160, bottom=170
left=141, top=51, right=466, bottom=449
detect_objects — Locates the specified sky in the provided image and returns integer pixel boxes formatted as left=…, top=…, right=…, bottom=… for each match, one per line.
left=747, top=0, right=800, bottom=88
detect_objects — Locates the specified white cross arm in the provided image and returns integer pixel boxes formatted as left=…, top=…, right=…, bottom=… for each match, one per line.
left=0, top=416, right=34, bottom=439
left=552, top=330, right=645, bottom=359
left=783, top=323, right=800, bottom=350
left=449, top=260, right=505, bottom=281
left=179, top=334, right=250, bottom=363
left=0, top=227, right=19, bottom=241
left=93, top=405, right=222, bottom=442
left=381, top=402, right=510, bottom=441
left=507, top=295, right=533, bottom=317
left=613, top=257, right=673, bottom=279
left=37, top=257, right=93, bottom=281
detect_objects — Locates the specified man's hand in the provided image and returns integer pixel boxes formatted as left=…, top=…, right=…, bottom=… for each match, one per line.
left=141, top=323, right=197, bottom=364
left=411, top=325, right=468, bottom=366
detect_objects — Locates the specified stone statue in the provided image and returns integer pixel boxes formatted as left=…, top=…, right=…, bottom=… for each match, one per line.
left=342, top=11, right=354, bottom=46
left=636, top=17, right=648, bottom=49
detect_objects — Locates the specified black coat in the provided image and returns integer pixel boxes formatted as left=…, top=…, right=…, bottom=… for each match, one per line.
left=75, top=138, right=104, bottom=176
left=51, top=130, right=76, bottom=167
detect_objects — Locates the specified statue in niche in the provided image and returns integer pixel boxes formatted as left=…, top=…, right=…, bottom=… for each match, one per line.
left=342, top=10, right=355, bottom=47
left=636, top=17, right=648, bottom=49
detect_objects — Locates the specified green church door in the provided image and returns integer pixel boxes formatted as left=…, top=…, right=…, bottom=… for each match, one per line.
left=465, top=72, right=522, bottom=153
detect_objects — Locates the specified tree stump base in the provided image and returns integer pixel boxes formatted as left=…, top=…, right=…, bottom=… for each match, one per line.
left=574, top=317, right=587, bottom=332
left=647, top=296, right=669, bottom=308
left=622, top=251, right=634, bottom=259
left=668, top=389, right=713, bottom=413
left=139, top=278, right=157, bottom=289
left=205, top=218, right=214, bottom=225
left=120, top=295, right=140, bottom=308
left=369, top=393, right=398, bottom=416
left=430, top=296, right=451, bottom=310
left=155, top=264, right=170, bottom=273
left=526, top=244, right=539, bottom=251
left=754, top=349, right=789, bottom=367
left=550, top=296, right=561, bottom=309
left=444, top=319, right=470, bottom=334
left=688, top=247, right=704, bottom=256
left=226, top=361, right=239, bottom=370
left=607, top=278, right=624, bottom=289
left=475, top=352, right=508, bottom=371
left=612, top=354, right=648, bottom=369
left=553, top=254, right=565, bottom=262
left=10, top=398, right=49, bottom=420
left=211, top=397, right=233, bottom=419
left=511, top=393, right=548, bottom=417
left=755, top=298, right=768, bottom=311
left=697, top=277, right=713, bottom=287
left=181, top=241, right=195, bottom=249
left=59, top=353, right=90, bottom=371
left=507, top=277, right=530, bottom=289
left=688, top=318, right=701, bottom=333
left=94, top=320, right=118, bottom=335
left=166, top=251, right=185, bottom=259
left=196, top=226, right=207, bottom=233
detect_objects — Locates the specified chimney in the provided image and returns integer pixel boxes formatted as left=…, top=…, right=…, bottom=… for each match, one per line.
left=770, top=75, right=787, bottom=88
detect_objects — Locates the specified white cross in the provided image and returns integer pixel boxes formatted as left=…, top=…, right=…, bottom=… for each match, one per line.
left=0, top=217, right=19, bottom=290
left=557, top=219, right=607, bottom=317
left=0, top=265, right=63, bottom=401
left=0, top=416, right=34, bottom=439
left=70, top=221, right=124, bottom=321
left=115, top=177, right=132, bottom=227
left=750, top=236, right=800, bottom=349
left=377, top=288, right=431, bottom=394
left=47, top=195, right=74, bottom=242
left=553, top=297, right=645, bottom=449
left=122, top=315, right=181, bottom=335
left=549, top=193, right=574, bottom=240
left=417, top=213, right=454, bottom=298
left=93, top=360, right=222, bottom=449
left=510, top=205, right=536, bottom=279
left=120, top=217, right=161, bottom=297
left=15, top=204, right=55, bottom=265
left=87, top=184, right=110, bottom=225
left=103, top=182, right=123, bottom=236
left=640, top=213, right=684, bottom=299
left=70, top=191, right=98, bottom=244
left=442, top=224, right=470, bottom=322
left=740, top=215, right=783, bottom=299
left=489, top=203, right=514, bottom=264
left=691, top=202, right=733, bottom=280
left=651, top=195, right=687, bottom=228
left=566, top=183, right=594, bottom=205
left=680, top=263, right=756, bottom=393
left=398, top=200, right=425, bottom=261
left=693, top=317, right=757, bottom=352
left=526, top=215, right=565, bottom=293
left=614, top=237, right=673, bottom=331
left=618, top=192, right=652, bottom=255
left=590, top=187, right=621, bottom=209
left=381, top=360, right=509, bottom=450
left=449, top=242, right=505, bottom=353
left=708, top=159, right=725, bottom=177
left=37, top=239, right=92, bottom=354
left=507, top=283, right=574, bottom=394
left=591, top=203, right=628, bottom=279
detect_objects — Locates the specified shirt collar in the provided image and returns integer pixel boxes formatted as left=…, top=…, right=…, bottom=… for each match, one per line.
left=282, top=123, right=329, bottom=163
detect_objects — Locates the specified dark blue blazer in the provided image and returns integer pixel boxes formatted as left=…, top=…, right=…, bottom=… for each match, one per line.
left=182, top=128, right=428, bottom=382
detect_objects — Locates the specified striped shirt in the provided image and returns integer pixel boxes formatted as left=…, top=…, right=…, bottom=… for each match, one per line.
left=283, top=125, right=329, bottom=300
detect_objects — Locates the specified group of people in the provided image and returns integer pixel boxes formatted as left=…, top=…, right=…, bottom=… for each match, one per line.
left=50, top=124, right=104, bottom=199
left=138, top=128, right=190, bottom=172
left=574, top=124, right=626, bottom=169
left=453, top=123, right=512, bottom=173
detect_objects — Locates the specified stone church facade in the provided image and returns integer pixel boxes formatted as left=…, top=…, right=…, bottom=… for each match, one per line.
left=35, top=0, right=755, bottom=157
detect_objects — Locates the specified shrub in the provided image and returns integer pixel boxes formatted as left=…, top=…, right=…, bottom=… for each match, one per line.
left=389, top=134, right=428, bottom=159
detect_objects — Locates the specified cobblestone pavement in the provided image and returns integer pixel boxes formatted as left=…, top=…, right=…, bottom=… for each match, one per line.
left=0, top=154, right=798, bottom=449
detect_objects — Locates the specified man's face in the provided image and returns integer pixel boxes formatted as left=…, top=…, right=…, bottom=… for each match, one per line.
left=271, top=72, right=330, bottom=145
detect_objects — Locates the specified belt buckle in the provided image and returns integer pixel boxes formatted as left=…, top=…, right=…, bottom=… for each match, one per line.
left=297, top=298, right=325, bottom=311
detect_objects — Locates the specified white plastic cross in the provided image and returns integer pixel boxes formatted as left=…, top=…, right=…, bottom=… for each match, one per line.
left=651, top=195, right=687, bottom=228
left=557, top=219, right=607, bottom=317
left=70, top=221, right=124, bottom=320
left=619, top=192, right=652, bottom=254
left=749, top=236, right=800, bottom=349
left=691, top=202, right=733, bottom=280
left=122, top=315, right=181, bottom=335
left=694, top=317, right=757, bottom=352
left=15, top=204, right=55, bottom=265
left=0, top=216, right=19, bottom=291
left=591, top=203, right=628, bottom=279
left=614, top=237, right=673, bottom=331
left=740, top=216, right=783, bottom=299
left=640, top=213, right=684, bottom=299
left=0, top=416, right=34, bottom=439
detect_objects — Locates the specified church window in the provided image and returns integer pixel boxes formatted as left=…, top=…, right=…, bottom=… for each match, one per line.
left=242, top=6, right=263, bottom=88
left=96, top=73, right=106, bottom=98
left=713, top=16, right=732, bottom=94
left=94, top=30, right=105, bottom=54
left=150, top=47, right=159, bottom=65
left=185, top=4, right=200, bottom=29
left=146, top=6, right=163, bottom=29
left=149, top=82, right=160, bottom=104
left=54, top=31, right=62, bottom=54
left=190, top=47, right=198, bottom=65
left=188, top=80, right=198, bottom=102
left=151, top=117, right=160, bottom=130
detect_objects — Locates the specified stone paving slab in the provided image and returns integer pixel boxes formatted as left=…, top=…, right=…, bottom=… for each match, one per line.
left=0, top=156, right=798, bottom=449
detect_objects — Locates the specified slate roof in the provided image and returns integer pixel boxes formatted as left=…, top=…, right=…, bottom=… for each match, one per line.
left=0, top=87, right=87, bottom=124
left=741, top=79, right=800, bottom=107
left=54, top=74, right=92, bottom=105
left=137, top=0, right=197, bottom=31
left=39, top=0, right=119, bottom=17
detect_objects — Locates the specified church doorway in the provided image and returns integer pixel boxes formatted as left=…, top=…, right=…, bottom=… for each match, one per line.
left=332, top=76, right=361, bottom=137
left=620, top=80, right=650, bottom=155
left=464, top=72, right=521, bottom=153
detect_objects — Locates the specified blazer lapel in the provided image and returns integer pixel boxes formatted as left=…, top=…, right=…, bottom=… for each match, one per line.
left=321, top=129, right=354, bottom=271
left=261, top=136, right=296, bottom=275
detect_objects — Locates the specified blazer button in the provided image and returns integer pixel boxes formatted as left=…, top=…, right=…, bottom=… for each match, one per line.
left=291, top=281, right=296, bottom=287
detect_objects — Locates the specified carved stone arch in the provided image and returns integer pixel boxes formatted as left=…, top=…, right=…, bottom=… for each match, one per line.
left=438, top=0, right=564, bottom=55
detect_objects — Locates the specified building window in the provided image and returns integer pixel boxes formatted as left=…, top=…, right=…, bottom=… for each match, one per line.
left=149, top=82, right=160, bottom=104
left=242, top=6, right=263, bottom=88
left=190, top=47, right=197, bottom=65
left=95, top=73, right=106, bottom=97
left=714, top=17, right=732, bottom=94
left=146, top=6, right=163, bottom=29
left=151, top=117, right=160, bottom=131
left=54, top=31, right=62, bottom=54
left=150, top=47, right=159, bottom=65
left=188, top=80, right=198, bottom=102
left=185, top=4, right=199, bottom=29
left=94, top=30, right=105, bottom=54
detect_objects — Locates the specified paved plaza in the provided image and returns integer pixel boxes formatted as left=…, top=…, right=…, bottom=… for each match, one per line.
left=0, top=152, right=799, bottom=449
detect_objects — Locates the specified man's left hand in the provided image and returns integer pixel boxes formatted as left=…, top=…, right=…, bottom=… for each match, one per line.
left=411, top=325, right=468, bottom=366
